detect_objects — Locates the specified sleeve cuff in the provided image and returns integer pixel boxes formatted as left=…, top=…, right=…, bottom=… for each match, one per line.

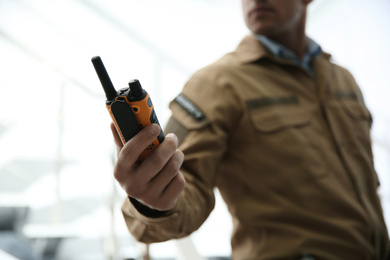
left=129, top=197, right=169, bottom=218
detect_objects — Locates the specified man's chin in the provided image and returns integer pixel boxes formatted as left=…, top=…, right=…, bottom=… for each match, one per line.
left=250, top=26, right=275, bottom=37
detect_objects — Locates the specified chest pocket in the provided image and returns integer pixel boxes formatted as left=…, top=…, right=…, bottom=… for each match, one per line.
left=336, top=91, right=372, bottom=126
left=332, top=91, right=379, bottom=187
left=244, top=96, right=327, bottom=186
left=246, top=96, right=311, bottom=133
left=335, top=91, right=373, bottom=157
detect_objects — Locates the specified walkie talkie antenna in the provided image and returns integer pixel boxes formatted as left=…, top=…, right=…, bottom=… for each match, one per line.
left=91, top=56, right=117, bottom=101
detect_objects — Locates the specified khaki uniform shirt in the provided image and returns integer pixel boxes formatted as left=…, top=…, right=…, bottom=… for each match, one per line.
left=122, top=35, right=390, bottom=260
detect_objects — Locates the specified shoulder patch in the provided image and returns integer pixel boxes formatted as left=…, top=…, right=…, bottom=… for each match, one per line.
left=174, top=94, right=205, bottom=121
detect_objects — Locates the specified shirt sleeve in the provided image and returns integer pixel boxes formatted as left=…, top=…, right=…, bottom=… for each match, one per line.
left=121, top=70, right=242, bottom=243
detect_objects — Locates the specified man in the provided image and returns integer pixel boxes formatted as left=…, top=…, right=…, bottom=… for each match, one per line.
left=111, top=0, right=390, bottom=259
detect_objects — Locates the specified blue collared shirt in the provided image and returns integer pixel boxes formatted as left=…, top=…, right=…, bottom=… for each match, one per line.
left=256, top=35, right=322, bottom=76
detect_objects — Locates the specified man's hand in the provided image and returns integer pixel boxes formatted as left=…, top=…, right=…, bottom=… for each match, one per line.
left=111, top=123, right=186, bottom=211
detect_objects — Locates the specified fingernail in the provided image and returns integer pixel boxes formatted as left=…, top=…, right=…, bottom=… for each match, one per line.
left=167, top=133, right=178, bottom=144
left=148, top=124, right=160, bottom=135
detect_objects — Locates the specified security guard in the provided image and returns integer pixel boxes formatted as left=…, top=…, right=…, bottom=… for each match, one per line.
left=112, top=0, right=390, bottom=259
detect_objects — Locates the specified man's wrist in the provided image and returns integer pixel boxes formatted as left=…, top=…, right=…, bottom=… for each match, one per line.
left=129, top=197, right=169, bottom=218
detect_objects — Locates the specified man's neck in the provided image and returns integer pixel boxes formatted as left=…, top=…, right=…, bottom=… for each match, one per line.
left=269, top=34, right=306, bottom=59
left=266, top=14, right=307, bottom=59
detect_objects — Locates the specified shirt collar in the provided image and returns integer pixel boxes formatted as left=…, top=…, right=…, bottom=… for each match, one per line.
left=256, top=35, right=322, bottom=75
left=234, top=35, right=329, bottom=74
left=234, top=35, right=271, bottom=64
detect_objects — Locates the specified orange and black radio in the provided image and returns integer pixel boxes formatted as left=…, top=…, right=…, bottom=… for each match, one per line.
left=91, top=56, right=164, bottom=162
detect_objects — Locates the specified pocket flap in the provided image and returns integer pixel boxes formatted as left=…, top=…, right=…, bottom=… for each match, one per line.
left=340, top=99, right=371, bottom=121
left=250, top=107, right=311, bottom=133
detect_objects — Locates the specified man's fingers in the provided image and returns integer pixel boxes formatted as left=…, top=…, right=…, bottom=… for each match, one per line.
left=148, top=149, right=184, bottom=193
left=111, top=125, right=185, bottom=211
left=120, top=123, right=161, bottom=163
left=114, top=124, right=161, bottom=182
left=153, top=172, right=186, bottom=211
left=140, top=133, right=179, bottom=181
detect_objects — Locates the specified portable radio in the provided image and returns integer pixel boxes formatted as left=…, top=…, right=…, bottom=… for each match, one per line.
left=91, top=56, right=164, bottom=162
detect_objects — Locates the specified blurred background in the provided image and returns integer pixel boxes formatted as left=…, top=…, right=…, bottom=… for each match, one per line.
left=0, top=0, right=389, bottom=259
